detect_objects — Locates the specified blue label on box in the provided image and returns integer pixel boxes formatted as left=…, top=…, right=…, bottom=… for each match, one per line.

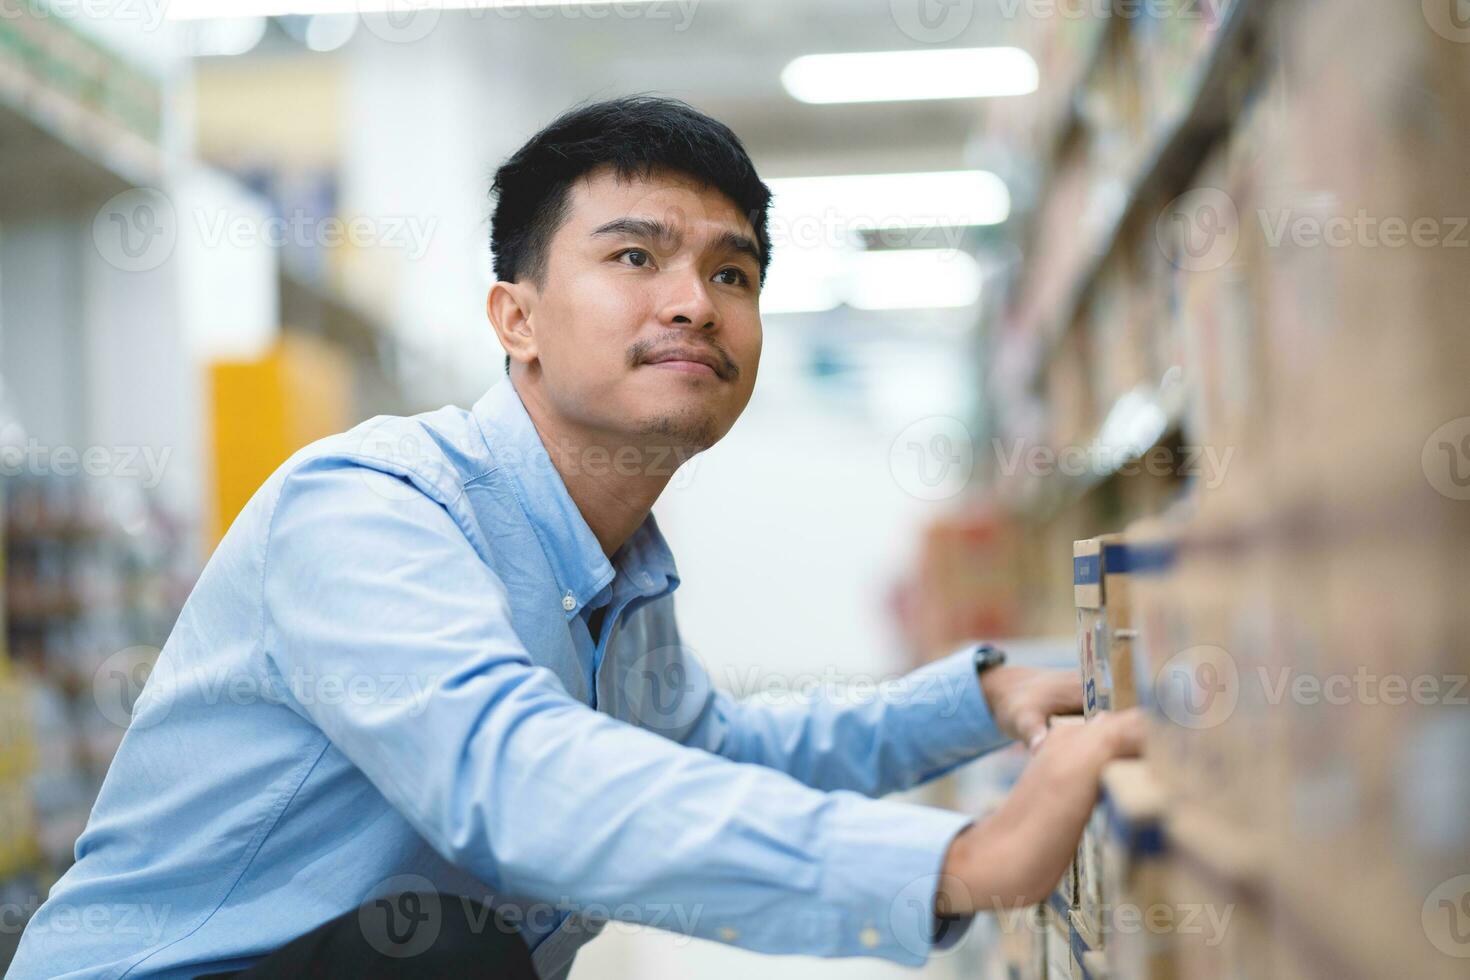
left=1120, top=541, right=1177, bottom=575
left=1073, top=554, right=1101, bottom=585
left=1069, top=922, right=1096, bottom=975
left=1101, top=542, right=1130, bottom=573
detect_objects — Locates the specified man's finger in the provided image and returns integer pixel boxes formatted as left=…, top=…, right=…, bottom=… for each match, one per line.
left=1098, top=708, right=1147, bottom=758
left=1050, top=673, right=1084, bottom=712
left=1015, top=709, right=1047, bottom=751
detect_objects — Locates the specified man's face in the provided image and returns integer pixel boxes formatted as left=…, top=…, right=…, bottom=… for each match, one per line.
left=524, top=165, right=763, bottom=453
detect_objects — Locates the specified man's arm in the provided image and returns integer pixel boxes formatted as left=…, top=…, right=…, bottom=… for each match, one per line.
left=260, top=456, right=969, bottom=965
left=671, top=638, right=1086, bottom=797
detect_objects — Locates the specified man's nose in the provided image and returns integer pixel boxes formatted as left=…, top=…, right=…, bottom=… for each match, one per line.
left=659, top=270, right=718, bottom=330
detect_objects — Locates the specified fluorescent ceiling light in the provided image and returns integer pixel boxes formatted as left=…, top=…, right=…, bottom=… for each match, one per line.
left=766, top=170, right=1010, bottom=236
left=759, top=279, right=843, bottom=316
left=846, top=249, right=982, bottom=311
left=183, top=17, right=269, bottom=56
left=304, top=14, right=359, bottom=50
left=167, top=0, right=667, bottom=17
left=760, top=247, right=983, bottom=315
left=759, top=170, right=1002, bottom=315
left=760, top=245, right=844, bottom=315
left=782, top=47, right=1038, bottom=104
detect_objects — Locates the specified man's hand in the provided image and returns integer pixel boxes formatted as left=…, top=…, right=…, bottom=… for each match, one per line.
left=978, top=665, right=1086, bottom=751
left=935, top=709, right=1146, bottom=915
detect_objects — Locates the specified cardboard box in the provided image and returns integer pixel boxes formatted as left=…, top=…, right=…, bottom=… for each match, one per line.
left=1069, top=908, right=1099, bottom=960
left=1075, top=803, right=1107, bottom=951
left=1073, top=535, right=1138, bottom=717
left=997, top=905, right=1048, bottom=980
left=1164, top=855, right=1230, bottom=980
left=1048, top=715, right=1086, bottom=912
left=1099, top=761, right=1176, bottom=980
left=1045, top=904, right=1075, bottom=980
left=1271, top=526, right=1470, bottom=980
left=1031, top=905, right=1051, bottom=980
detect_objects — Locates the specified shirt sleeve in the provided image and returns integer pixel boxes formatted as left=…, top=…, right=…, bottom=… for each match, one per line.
left=259, top=456, right=973, bottom=966
left=673, top=643, right=1014, bottom=798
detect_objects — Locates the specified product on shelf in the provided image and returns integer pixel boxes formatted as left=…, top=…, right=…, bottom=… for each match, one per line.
left=3, top=472, right=192, bottom=882
left=1074, top=801, right=1107, bottom=955
left=895, top=508, right=1024, bottom=663
left=1044, top=902, right=1073, bottom=980
left=962, top=1, right=1469, bottom=976
left=1098, top=761, right=1172, bottom=980
left=1072, top=535, right=1137, bottom=717
left=0, top=671, right=41, bottom=883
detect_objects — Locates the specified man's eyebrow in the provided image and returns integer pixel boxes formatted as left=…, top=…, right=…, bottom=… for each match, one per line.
left=590, top=217, right=761, bottom=266
left=712, top=230, right=762, bottom=267
left=589, top=217, right=680, bottom=248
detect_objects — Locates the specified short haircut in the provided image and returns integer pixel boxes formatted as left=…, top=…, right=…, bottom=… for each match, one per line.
left=489, top=95, right=772, bottom=374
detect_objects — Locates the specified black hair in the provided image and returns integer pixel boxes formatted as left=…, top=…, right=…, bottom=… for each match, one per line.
left=489, top=95, right=772, bottom=374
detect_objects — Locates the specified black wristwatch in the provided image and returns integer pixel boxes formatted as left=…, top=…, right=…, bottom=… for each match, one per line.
left=970, top=642, right=1007, bottom=678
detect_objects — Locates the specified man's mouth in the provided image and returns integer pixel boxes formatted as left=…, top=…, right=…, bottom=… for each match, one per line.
left=646, top=359, right=718, bottom=377
left=641, top=346, right=730, bottom=380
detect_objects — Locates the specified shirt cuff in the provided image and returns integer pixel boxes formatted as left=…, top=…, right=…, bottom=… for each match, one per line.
left=818, top=791, right=976, bottom=966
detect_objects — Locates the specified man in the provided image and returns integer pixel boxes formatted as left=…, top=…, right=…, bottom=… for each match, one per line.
left=10, top=97, right=1142, bottom=979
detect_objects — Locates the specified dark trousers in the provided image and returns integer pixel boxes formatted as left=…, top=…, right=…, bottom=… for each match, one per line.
left=198, top=893, right=538, bottom=979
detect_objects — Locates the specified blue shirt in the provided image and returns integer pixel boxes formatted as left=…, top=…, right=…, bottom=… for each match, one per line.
left=10, top=379, right=1012, bottom=979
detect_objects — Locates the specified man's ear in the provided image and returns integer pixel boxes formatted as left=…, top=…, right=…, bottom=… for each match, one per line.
left=488, top=280, right=538, bottom=370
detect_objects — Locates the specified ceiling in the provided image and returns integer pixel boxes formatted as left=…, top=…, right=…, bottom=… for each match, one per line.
left=243, top=0, right=1027, bottom=179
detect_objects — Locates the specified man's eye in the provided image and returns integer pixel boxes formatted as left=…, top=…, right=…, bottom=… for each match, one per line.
left=617, top=249, right=652, bottom=267
left=714, top=267, right=750, bottom=287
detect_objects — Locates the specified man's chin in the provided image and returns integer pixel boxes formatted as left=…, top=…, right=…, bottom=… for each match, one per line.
left=636, top=410, right=722, bottom=456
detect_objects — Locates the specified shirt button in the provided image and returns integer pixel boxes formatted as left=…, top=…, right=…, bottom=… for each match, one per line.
left=718, top=927, right=739, bottom=942
left=859, top=927, right=881, bottom=949
left=561, top=592, right=576, bottom=611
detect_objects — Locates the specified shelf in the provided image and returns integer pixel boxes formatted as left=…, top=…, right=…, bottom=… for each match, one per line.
left=1016, top=0, right=1263, bottom=389
left=0, top=22, right=164, bottom=217
left=1165, top=803, right=1269, bottom=895
left=279, top=262, right=391, bottom=356
left=1032, top=15, right=1121, bottom=203
left=1005, top=374, right=1188, bottom=521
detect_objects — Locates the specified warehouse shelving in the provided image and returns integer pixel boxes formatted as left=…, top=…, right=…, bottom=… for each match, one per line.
left=927, top=1, right=1470, bottom=978
left=1013, top=0, right=1263, bottom=390
left=0, top=11, right=164, bottom=216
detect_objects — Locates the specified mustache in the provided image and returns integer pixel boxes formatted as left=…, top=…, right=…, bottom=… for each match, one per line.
left=629, top=336, right=739, bottom=381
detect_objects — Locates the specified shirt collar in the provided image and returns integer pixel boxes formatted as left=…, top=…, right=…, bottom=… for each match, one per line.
left=470, top=379, right=680, bottom=618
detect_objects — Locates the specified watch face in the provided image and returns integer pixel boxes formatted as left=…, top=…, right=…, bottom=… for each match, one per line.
left=974, top=644, right=1006, bottom=671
